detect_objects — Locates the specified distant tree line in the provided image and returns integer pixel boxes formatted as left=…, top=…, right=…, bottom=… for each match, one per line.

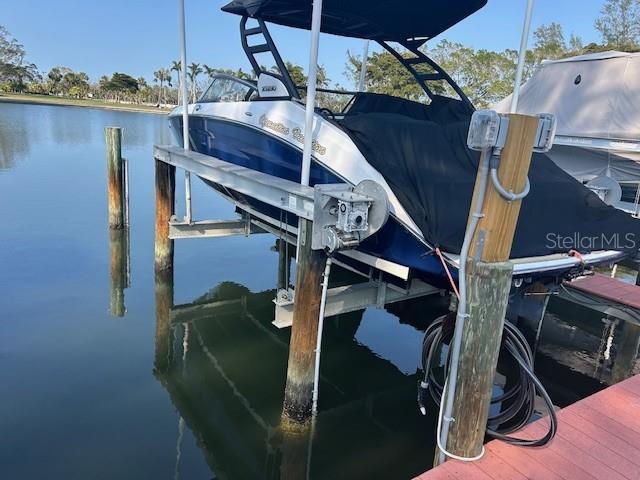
left=1, top=0, right=639, bottom=109
left=347, top=0, right=640, bottom=107
left=0, top=26, right=39, bottom=91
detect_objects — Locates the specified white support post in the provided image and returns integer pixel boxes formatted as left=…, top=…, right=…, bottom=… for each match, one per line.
left=510, top=0, right=535, bottom=113
left=358, top=40, right=369, bottom=92
left=299, top=0, right=323, bottom=188
left=296, top=0, right=323, bottom=262
left=311, top=257, right=332, bottom=415
left=178, top=0, right=193, bottom=223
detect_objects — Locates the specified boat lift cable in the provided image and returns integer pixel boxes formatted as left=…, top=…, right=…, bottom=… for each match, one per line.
left=419, top=315, right=558, bottom=447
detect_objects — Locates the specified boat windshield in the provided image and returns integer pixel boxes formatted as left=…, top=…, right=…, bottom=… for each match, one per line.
left=199, top=74, right=258, bottom=103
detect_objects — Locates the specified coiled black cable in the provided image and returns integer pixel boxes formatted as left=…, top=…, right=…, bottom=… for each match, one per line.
left=418, top=313, right=557, bottom=447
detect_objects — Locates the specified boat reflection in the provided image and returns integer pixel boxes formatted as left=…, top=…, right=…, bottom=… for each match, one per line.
left=152, top=260, right=445, bottom=479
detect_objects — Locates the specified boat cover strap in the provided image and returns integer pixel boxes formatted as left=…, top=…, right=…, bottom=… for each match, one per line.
left=339, top=111, right=640, bottom=258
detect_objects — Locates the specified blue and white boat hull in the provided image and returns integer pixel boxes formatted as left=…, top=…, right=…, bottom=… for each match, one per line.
left=169, top=113, right=452, bottom=286
left=168, top=101, right=625, bottom=287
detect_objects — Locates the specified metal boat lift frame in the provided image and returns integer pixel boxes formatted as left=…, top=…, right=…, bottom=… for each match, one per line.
left=153, top=144, right=441, bottom=323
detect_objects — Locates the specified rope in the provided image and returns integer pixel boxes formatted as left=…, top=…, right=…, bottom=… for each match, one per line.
left=435, top=247, right=460, bottom=300
left=568, top=249, right=585, bottom=266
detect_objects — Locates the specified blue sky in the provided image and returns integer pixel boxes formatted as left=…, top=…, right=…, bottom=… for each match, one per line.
left=5, top=0, right=605, bottom=87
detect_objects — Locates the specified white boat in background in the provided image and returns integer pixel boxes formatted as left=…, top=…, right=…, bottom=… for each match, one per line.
left=496, top=51, right=640, bottom=215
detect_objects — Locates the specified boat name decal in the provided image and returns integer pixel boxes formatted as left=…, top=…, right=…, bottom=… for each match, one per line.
left=258, top=115, right=327, bottom=156
left=292, top=127, right=327, bottom=155
left=259, top=115, right=289, bottom=135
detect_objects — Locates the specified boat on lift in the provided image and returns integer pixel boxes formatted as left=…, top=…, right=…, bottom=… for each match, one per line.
left=169, top=0, right=639, bottom=287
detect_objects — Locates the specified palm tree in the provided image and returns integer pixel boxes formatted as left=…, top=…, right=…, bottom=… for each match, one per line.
left=153, top=68, right=172, bottom=106
left=171, top=60, right=182, bottom=104
left=203, top=64, right=217, bottom=79
left=136, top=77, right=147, bottom=104
left=188, top=62, right=203, bottom=102
left=164, top=72, right=173, bottom=105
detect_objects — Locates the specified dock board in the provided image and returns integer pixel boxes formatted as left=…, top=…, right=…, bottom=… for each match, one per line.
left=567, top=273, right=640, bottom=309
left=416, top=374, right=640, bottom=480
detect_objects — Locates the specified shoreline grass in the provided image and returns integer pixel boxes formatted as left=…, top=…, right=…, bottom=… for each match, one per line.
left=0, top=93, right=172, bottom=115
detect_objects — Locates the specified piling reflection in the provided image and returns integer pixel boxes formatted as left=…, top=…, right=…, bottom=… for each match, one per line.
left=611, top=320, right=640, bottom=383
left=537, top=296, right=640, bottom=405
left=109, top=228, right=130, bottom=317
left=274, top=239, right=292, bottom=291
left=278, top=417, right=313, bottom=480
left=154, top=268, right=175, bottom=375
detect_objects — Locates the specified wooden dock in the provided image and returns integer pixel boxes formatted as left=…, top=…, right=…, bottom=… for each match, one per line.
left=416, top=374, right=640, bottom=480
left=567, top=272, right=640, bottom=309
left=557, top=272, right=640, bottom=325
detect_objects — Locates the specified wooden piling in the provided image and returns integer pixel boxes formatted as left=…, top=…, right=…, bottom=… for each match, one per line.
left=440, top=114, right=540, bottom=461
left=105, top=127, right=126, bottom=229
left=468, top=115, right=539, bottom=262
left=445, top=260, right=514, bottom=457
left=282, top=218, right=327, bottom=424
left=154, top=159, right=176, bottom=273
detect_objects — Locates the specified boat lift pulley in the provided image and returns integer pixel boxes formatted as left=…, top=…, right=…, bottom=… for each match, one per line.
left=312, top=180, right=389, bottom=254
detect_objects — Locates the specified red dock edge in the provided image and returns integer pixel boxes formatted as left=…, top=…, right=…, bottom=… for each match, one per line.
left=416, top=374, right=640, bottom=480
left=567, top=273, right=640, bottom=310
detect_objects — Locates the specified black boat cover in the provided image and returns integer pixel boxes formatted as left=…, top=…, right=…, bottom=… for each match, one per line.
left=221, top=0, right=487, bottom=41
left=339, top=96, right=640, bottom=258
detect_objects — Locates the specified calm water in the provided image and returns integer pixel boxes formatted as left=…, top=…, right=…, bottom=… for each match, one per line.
left=1, top=102, right=638, bottom=480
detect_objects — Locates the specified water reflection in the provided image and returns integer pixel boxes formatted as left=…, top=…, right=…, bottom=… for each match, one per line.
left=152, top=254, right=445, bottom=480
left=0, top=103, right=170, bottom=171
left=149, top=250, right=640, bottom=479
left=537, top=296, right=640, bottom=405
left=48, top=107, right=93, bottom=146
left=0, top=104, right=35, bottom=169
left=2, top=101, right=639, bottom=478
left=600, top=263, right=639, bottom=285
